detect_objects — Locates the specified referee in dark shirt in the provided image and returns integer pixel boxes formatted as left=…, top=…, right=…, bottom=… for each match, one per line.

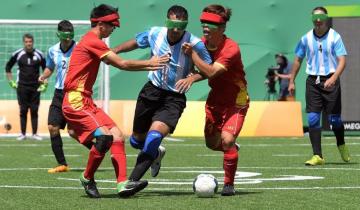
left=5, top=33, right=46, bottom=141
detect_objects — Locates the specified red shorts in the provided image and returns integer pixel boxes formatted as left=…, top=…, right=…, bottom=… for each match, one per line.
left=62, top=91, right=116, bottom=143
left=205, top=103, right=248, bottom=137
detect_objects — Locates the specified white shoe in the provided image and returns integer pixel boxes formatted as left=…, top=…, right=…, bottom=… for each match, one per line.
left=235, top=143, right=240, bottom=151
left=16, top=134, right=26, bottom=141
left=32, top=134, right=42, bottom=141
left=150, top=145, right=166, bottom=177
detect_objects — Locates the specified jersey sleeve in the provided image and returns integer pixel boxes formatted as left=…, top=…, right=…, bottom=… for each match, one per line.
left=295, top=37, right=306, bottom=59
left=215, top=43, right=239, bottom=70
left=135, top=30, right=150, bottom=49
left=84, top=37, right=111, bottom=59
left=46, top=48, right=55, bottom=70
left=193, top=41, right=212, bottom=64
left=334, top=35, right=347, bottom=56
left=5, top=52, right=17, bottom=73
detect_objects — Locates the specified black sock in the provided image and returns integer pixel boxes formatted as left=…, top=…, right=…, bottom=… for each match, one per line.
left=309, top=127, right=322, bottom=158
left=333, top=125, right=345, bottom=146
left=128, top=152, right=154, bottom=181
left=50, top=135, right=67, bottom=165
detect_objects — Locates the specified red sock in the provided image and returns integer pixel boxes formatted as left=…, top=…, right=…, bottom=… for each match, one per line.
left=223, top=145, right=238, bottom=185
left=110, top=140, right=127, bottom=183
left=84, top=146, right=106, bottom=180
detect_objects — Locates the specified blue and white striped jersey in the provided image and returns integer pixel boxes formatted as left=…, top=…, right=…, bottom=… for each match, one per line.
left=295, top=28, right=347, bottom=76
left=46, top=41, right=76, bottom=89
left=136, top=26, right=212, bottom=92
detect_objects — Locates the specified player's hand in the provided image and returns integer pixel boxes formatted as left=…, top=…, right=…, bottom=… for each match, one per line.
left=8, top=80, right=17, bottom=89
left=288, top=81, right=295, bottom=96
left=324, top=76, right=336, bottom=89
left=38, top=75, right=46, bottom=83
left=37, top=83, right=48, bottom=93
left=175, top=77, right=194, bottom=93
left=146, top=54, right=170, bottom=70
left=182, top=43, right=193, bottom=55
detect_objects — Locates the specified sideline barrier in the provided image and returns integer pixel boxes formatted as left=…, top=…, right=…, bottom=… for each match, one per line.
left=0, top=100, right=303, bottom=137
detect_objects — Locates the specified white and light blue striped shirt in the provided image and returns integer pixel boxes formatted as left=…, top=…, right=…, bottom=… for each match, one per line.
left=295, top=28, right=347, bottom=76
left=46, top=41, right=76, bottom=89
left=136, top=26, right=212, bottom=92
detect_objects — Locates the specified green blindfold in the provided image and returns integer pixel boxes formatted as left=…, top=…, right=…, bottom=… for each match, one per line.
left=201, top=22, right=220, bottom=29
left=165, top=19, right=188, bottom=30
left=311, top=14, right=328, bottom=22
left=57, top=31, right=74, bottom=40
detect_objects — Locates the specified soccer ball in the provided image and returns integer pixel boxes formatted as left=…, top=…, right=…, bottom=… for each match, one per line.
left=192, top=174, right=218, bottom=198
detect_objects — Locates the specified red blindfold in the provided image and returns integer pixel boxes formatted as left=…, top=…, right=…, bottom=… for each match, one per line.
left=200, top=12, right=225, bottom=24
left=90, top=13, right=120, bottom=27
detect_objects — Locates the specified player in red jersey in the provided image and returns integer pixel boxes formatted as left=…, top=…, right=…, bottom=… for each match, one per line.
left=182, top=4, right=249, bottom=196
left=62, top=4, right=169, bottom=199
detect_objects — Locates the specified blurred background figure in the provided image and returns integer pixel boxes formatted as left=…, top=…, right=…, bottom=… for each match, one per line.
left=273, top=53, right=294, bottom=101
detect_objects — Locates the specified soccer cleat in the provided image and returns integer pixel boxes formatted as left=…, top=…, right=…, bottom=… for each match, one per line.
left=117, top=180, right=148, bottom=198
left=221, top=184, right=236, bottom=196
left=48, top=165, right=70, bottom=174
left=80, top=173, right=100, bottom=198
left=16, top=134, right=26, bottom=141
left=235, top=143, right=240, bottom=151
left=305, top=155, right=325, bottom=166
left=150, top=145, right=166, bottom=177
left=31, top=134, right=43, bottom=141
left=338, top=144, right=350, bottom=162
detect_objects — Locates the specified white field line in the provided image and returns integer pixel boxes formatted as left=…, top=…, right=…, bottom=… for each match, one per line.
left=40, top=154, right=138, bottom=157
left=1, top=185, right=360, bottom=191
left=196, top=154, right=222, bottom=157
left=1, top=166, right=360, bottom=171
left=272, top=154, right=308, bottom=157
left=164, top=137, right=185, bottom=142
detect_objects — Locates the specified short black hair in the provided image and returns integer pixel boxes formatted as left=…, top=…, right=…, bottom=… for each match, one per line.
left=58, top=20, right=74, bottom=32
left=22, top=33, right=33, bottom=41
left=90, top=4, right=118, bottom=27
left=312, top=6, right=328, bottom=14
left=167, top=5, right=188, bottom=20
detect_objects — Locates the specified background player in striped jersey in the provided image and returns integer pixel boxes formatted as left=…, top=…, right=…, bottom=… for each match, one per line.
left=288, top=6, right=350, bottom=166
left=182, top=4, right=249, bottom=196
left=112, top=5, right=211, bottom=189
left=39, top=20, right=85, bottom=174
left=5, top=33, right=46, bottom=141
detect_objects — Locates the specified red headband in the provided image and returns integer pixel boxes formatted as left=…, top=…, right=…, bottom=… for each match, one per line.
left=90, top=13, right=120, bottom=27
left=200, top=12, right=225, bottom=24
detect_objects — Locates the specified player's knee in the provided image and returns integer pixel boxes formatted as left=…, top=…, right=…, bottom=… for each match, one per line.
left=307, top=112, right=321, bottom=128
left=94, top=135, right=113, bottom=153
left=48, top=125, right=60, bottom=136
left=328, top=114, right=343, bottom=129
left=142, top=130, right=163, bottom=159
left=130, top=135, right=144, bottom=150
left=67, top=129, right=77, bottom=139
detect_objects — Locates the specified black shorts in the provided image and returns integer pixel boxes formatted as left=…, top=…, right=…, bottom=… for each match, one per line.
left=17, top=84, right=40, bottom=108
left=48, top=89, right=66, bottom=129
left=133, top=81, right=186, bottom=134
left=305, top=75, right=341, bottom=114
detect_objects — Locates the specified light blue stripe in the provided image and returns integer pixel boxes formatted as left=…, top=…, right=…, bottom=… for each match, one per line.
left=312, top=35, right=319, bottom=75
left=322, top=37, right=330, bottom=75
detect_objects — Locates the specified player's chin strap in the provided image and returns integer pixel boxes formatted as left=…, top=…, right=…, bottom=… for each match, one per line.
left=91, top=12, right=120, bottom=27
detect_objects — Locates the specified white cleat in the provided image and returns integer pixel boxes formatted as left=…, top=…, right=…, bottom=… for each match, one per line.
left=31, top=134, right=43, bottom=141
left=16, top=134, right=26, bottom=141
left=150, top=145, right=166, bottom=177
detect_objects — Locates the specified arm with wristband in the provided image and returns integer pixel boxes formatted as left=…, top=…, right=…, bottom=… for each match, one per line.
left=5, top=54, right=17, bottom=89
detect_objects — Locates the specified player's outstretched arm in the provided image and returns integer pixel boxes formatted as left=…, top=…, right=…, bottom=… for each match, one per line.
left=103, top=51, right=169, bottom=71
left=112, top=39, right=139, bottom=54
left=38, top=68, right=53, bottom=83
left=182, top=43, right=224, bottom=78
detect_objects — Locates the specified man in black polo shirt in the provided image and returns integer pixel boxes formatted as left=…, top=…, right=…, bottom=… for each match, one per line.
left=5, top=33, right=46, bottom=141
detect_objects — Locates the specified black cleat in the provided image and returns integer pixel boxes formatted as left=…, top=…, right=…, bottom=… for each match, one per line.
left=221, top=184, right=236, bottom=196
left=117, top=180, right=148, bottom=198
left=80, top=173, right=100, bottom=198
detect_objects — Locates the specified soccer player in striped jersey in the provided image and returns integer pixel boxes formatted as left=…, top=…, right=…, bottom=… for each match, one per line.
left=182, top=4, right=249, bottom=196
left=112, top=5, right=211, bottom=189
left=39, top=20, right=84, bottom=174
left=288, top=6, right=350, bottom=166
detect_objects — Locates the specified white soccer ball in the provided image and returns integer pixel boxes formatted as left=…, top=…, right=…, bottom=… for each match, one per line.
left=192, top=174, right=218, bottom=198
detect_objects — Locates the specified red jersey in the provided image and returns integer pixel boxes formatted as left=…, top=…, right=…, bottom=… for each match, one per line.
left=64, top=31, right=111, bottom=96
left=203, top=36, right=248, bottom=107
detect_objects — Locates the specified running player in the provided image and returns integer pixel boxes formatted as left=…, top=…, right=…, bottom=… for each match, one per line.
left=39, top=20, right=81, bottom=174
left=182, top=4, right=249, bottom=196
left=62, top=4, right=169, bottom=198
left=112, top=5, right=211, bottom=188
